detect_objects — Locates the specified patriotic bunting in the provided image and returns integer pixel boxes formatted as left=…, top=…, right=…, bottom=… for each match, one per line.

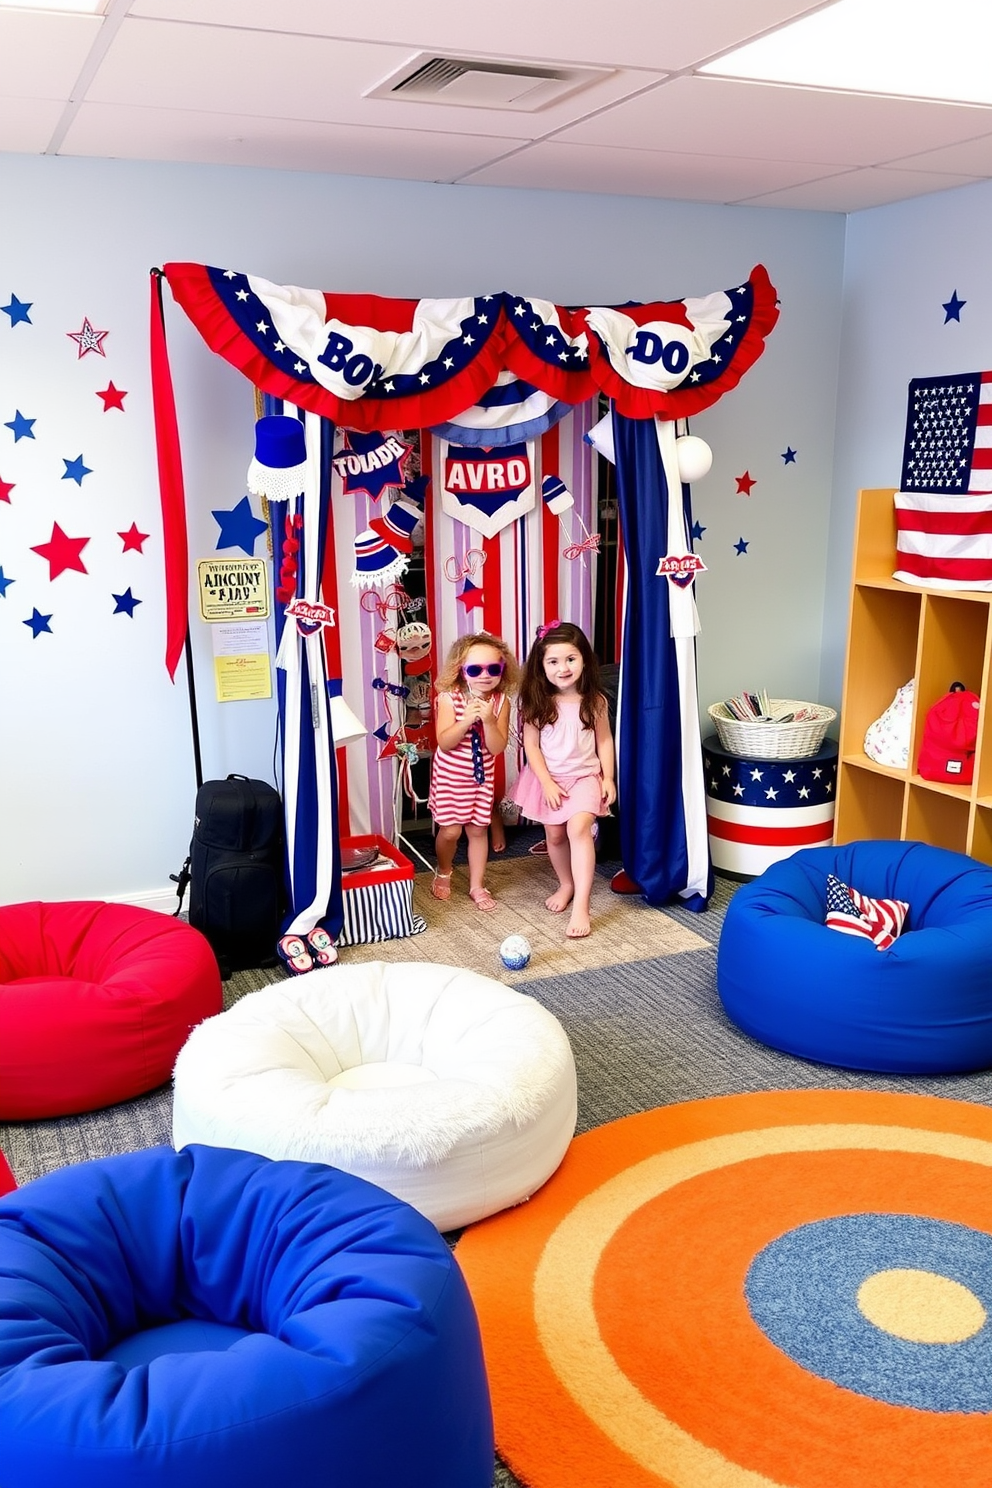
left=160, top=263, right=778, bottom=429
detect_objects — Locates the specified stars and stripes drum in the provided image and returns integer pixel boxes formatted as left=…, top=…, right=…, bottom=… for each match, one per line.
left=703, top=735, right=838, bottom=880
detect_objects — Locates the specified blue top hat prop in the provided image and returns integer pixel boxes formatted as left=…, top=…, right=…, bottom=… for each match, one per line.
left=247, top=415, right=308, bottom=500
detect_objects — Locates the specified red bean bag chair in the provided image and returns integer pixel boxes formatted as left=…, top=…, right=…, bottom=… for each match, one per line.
left=0, top=902, right=222, bottom=1119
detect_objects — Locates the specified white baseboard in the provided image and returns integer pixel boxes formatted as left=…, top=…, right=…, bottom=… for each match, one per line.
left=107, top=887, right=184, bottom=916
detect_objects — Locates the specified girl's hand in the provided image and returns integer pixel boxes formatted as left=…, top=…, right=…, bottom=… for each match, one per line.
left=601, top=777, right=617, bottom=808
left=474, top=694, right=495, bottom=725
left=543, top=780, right=567, bottom=811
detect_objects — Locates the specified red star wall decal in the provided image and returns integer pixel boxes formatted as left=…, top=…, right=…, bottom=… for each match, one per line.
left=31, top=522, right=90, bottom=580
left=735, top=470, right=757, bottom=496
left=0, top=476, right=13, bottom=504
left=67, top=317, right=109, bottom=359
left=457, top=579, right=486, bottom=611
left=97, top=381, right=128, bottom=411
left=119, top=523, right=149, bottom=553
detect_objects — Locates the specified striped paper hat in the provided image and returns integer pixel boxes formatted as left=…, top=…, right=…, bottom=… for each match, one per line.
left=351, top=528, right=410, bottom=590
left=368, top=498, right=421, bottom=555
left=246, top=415, right=307, bottom=500
left=541, top=474, right=574, bottom=515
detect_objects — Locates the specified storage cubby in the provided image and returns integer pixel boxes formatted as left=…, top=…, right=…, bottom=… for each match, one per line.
left=835, top=489, right=992, bottom=858
left=833, top=762, right=905, bottom=844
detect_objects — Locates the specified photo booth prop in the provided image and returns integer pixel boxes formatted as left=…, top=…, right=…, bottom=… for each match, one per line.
left=153, top=265, right=778, bottom=912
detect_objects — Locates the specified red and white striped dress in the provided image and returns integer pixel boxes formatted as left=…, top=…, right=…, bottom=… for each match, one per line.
left=428, top=690, right=506, bottom=827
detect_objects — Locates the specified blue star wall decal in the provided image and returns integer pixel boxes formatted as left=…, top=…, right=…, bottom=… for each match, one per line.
left=24, top=607, right=52, bottom=637
left=62, top=454, right=92, bottom=485
left=734, top=537, right=750, bottom=556
left=691, top=520, right=706, bottom=541
left=212, top=495, right=268, bottom=555
left=0, top=567, right=13, bottom=597
left=2, top=294, right=32, bottom=327
left=5, top=410, right=35, bottom=442
left=943, top=290, right=966, bottom=322
left=781, top=447, right=797, bottom=464
left=112, top=588, right=141, bottom=617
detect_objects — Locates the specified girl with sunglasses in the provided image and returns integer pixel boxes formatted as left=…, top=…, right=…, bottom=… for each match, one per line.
left=428, top=632, right=520, bottom=911
left=512, top=621, right=616, bottom=939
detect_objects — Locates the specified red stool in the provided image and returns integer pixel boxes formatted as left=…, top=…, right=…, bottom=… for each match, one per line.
left=0, top=902, right=222, bottom=1119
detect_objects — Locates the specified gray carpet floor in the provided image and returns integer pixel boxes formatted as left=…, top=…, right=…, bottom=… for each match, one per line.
left=3, top=841, right=991, bottom=1488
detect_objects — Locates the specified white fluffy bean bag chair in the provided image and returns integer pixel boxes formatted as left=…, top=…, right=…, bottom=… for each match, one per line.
left=172, top=961, right=577, bottom=1233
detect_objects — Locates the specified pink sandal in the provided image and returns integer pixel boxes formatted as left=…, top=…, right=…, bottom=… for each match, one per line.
left=469, top=887, right=498, bottom=913
left=431, top=872, right=452, bottom=901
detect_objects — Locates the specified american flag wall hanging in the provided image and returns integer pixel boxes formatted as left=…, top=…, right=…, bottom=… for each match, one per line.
left=895, top=371, right=992, bottom=590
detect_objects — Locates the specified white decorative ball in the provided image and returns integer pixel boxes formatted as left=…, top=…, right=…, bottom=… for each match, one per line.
left=499, top=934, right=532, bottom=971
left=675, top=434, right=713, bottom=485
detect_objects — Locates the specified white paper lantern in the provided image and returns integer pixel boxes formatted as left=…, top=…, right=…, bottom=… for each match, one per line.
left=675, top=434, right=713, bottom=484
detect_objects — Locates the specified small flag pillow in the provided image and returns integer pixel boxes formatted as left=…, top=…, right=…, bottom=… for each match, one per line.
left=824, top=873, right=909, bottom=951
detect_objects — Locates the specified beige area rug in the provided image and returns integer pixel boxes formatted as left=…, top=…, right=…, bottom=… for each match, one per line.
left=336, top=856, right=708, bottom=985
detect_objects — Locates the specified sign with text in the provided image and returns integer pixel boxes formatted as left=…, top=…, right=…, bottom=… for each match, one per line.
left=197, top=558, right=270, bottom=621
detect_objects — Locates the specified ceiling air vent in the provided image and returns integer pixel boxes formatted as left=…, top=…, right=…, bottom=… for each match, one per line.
left=366, top=53, right=609, bottom=112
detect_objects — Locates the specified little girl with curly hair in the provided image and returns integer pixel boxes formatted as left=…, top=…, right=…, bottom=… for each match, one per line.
left=428, top=631, right=520, bottom=912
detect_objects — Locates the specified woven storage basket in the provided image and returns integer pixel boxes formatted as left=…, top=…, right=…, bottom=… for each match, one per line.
left=707, top=699, right=837, bottom=761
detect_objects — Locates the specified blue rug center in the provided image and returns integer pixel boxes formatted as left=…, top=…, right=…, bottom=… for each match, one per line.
left=744, top=1213, right=992, bottom=1412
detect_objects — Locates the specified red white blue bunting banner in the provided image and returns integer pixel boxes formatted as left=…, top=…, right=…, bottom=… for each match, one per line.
left=161, top=263, right=779, bottom=431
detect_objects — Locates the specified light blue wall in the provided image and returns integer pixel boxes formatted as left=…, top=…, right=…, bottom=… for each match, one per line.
left=1, top=153, right=844, bottom=903
left=826, top=178, right=992, bottom=705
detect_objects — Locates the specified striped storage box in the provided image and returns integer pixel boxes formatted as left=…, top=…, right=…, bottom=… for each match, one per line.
left=337, top=835, right=427, bottom=946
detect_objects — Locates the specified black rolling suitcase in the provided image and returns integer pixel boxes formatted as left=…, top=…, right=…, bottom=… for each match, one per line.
left=173, top=775, right=284, bottom=978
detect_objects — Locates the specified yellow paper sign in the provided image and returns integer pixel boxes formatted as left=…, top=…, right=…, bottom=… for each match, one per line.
left=197, top=558, right=269, bottom=621
left=210, top=621, right=272, bottom=702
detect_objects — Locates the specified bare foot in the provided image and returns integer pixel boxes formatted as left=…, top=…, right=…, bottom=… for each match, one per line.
left=566, top=911, right=591, bottom=938
left=490, top=819, right=506, bottom=853
left=545, top=887, right=574, bottom=914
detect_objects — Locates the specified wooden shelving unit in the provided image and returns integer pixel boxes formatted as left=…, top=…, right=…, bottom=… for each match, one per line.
left=835, top=488, right=992, bottom=864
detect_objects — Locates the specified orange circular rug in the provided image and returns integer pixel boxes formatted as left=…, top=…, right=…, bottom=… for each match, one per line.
left=455, top=1089, right=992, bottom=1488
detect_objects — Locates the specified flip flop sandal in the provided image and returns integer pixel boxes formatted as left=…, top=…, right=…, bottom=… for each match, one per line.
left=277, top=934, right=314, bottom=975
left=306, top=927, right=338, bottom=967
left=430, top=872, right=452, bottom=902
left=469, top=887, right=498, bottom=913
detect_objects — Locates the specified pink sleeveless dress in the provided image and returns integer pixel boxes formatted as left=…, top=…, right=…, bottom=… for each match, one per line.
left=511, top=697, right=608, bottom=825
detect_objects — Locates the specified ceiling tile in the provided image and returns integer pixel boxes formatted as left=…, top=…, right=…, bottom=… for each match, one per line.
left=883, top=132, right=992, bottom=177
left=59, top=103, right=518, bottom=180
left=556, top=76, right=992, bottom=168
left=460, top=138, right=849, bottom=203
left=738, top=165, right=985, bottom=212
left=88, top=18, right=664, bottom=138
left=0, top=96, right=67, bottom=152
left=125, top=1, right=827, bottom=72
left=0, top=11, right=103, bottom=101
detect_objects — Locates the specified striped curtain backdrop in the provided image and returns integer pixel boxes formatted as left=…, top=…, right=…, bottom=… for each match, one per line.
left=426, top=401, right=599, bottom=800
left=266, top=399, right=598, bottom=837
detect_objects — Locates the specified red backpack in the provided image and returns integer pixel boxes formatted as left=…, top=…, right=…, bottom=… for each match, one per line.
left=917, top=682, right=981, bottom=785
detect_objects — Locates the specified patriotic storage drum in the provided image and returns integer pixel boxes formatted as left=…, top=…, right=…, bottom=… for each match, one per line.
left=703, top=735, right=838, bottom=879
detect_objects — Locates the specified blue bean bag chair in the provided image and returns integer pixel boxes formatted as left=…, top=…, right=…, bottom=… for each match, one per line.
left=0, top=1145, right=493, bottom=1488
left=717, top=840, right=992, bottom=1073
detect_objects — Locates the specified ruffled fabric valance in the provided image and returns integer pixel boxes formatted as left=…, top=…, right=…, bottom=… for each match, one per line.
left=161, top=263, right=779, bottom=431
